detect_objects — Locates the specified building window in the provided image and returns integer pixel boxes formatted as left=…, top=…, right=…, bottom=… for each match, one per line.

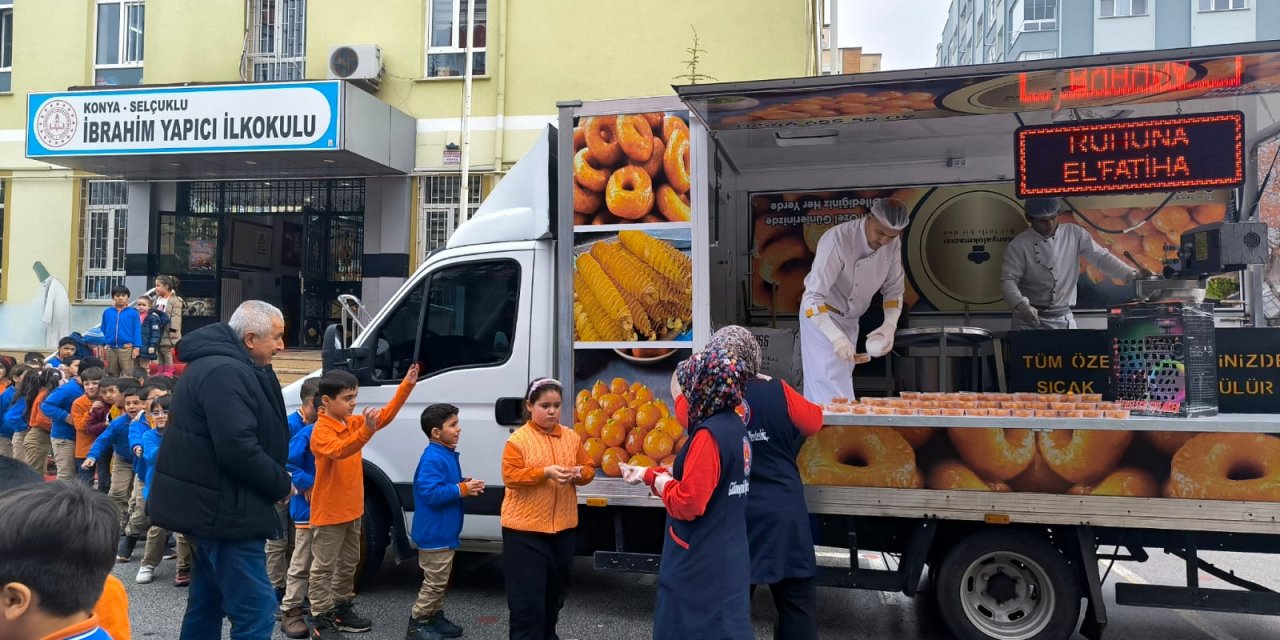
left=419, top=174, right=482, bottom=255
left=425, top=0, right=486, bottom=78
left=246, top=0, right=306, bottom=81
left=1015, top=0, right=1057, bottom=33
left=95, top=0, right=144, bottom=86
left=1017, top=50, right=1057, bottom=61
left=78, top=181, right=128, bottom=302
left=0, top=3, right=12, bottom=93
left=985, top=42, right=1001, bottom=63
left=1198, top=0, right=1246, bottom=10
left=1101, top=0, right=1148, bottom=17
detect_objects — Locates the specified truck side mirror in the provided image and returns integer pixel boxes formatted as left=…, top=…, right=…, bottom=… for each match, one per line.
left=321, top=324, right=375, bottom=384
left=495, top=397, right=526, bottom=426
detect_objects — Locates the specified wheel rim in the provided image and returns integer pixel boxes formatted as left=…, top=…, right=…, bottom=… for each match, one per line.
left=957, top=550, right=1056, bottom=640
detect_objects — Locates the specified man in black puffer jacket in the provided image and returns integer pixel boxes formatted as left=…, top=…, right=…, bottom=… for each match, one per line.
left=149, top=300, right=290, bottom=640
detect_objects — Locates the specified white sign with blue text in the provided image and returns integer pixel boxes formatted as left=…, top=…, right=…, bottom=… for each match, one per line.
left=26, top=81, right=342, bottom=157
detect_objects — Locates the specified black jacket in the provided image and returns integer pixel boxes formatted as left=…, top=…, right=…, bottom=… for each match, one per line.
left=148, top=323, right=291, bottom=540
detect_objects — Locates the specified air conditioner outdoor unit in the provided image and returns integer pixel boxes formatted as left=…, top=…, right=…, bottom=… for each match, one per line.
left=328, top=44, right=383, bottom=91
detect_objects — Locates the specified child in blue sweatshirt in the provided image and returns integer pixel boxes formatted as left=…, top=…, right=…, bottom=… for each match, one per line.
left=0, top=364, right=31, bottom=459
left=277, top=383, right=320, bottom=638
left=135, top=395, right=192, bottom=585
left=40, top=369, right=85, bottom=482
left=83, top=380, right=144, bottom=560
left=100, top=285, right=142, bottom=376
left=406, top=403, right=483, bottom=640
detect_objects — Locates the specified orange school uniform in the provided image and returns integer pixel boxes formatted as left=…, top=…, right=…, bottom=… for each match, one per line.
left=309, top=378, right=413, bottom=526
left=500, top=423, right=596, bottom=534
left=29, top=389, right=52, bottom=431
left=95, top=574, right=131, bottom=640
left=71, top=395, right=96, bottom=458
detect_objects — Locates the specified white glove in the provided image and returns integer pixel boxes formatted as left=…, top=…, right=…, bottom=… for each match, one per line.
left=1014, top=300, right=1040, bottom=327
left=652, top=472, right=673, bottom=496
left=618, top=462, right=646, bottom=485
left=832, top=336, right=858, bottom=362
left=865, top=307, right=901, bottom=358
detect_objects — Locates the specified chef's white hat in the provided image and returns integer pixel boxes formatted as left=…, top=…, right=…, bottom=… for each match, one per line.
left=871, top=198, right=910, bottom=230
left=1025, top=197, right=1062, bottom=219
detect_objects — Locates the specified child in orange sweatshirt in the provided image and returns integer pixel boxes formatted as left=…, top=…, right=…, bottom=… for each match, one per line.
left=71, top=367, right=109, bottom=488
left=307, top=364, right=418, bottom=637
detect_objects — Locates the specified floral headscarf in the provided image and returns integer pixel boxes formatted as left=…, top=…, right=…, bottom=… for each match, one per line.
left=707, top=325, right=761, bottom=378
left=676, top=345, right=750, bottom=427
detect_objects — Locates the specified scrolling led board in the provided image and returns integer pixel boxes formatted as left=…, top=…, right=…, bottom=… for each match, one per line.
left=1015, top=112, right=1244, bottom=197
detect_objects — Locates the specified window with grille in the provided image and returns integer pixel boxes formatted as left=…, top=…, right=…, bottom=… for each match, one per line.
left=78, top=181, right=129, bottom=302
left=246, top=0, right=306, bottom=81
left=1199, top=0, right=1246, bottom=10
left=1101, top=0, right=1147, bottom=17
left=425, top=0, right=486, bottom=78
left=95, top=0, right=144, bottom=86
left=419, top=174, right=482, bottom=256
left=1021, top=0, right=1056, bottom=31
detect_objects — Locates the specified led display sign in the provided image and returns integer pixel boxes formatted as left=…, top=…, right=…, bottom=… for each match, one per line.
left=1017, top=58, right=1244, bottom=107
left=1015, top=112, right=1244, bottom=197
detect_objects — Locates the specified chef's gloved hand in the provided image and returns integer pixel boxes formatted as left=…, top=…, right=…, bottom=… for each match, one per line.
left=832, top=336, right=858, bottom=362
left=618, top=463, right=646, bottom=485
left=866, top=306, right=901, bottom=358
left=1014, top=300, right=1040, bottom=327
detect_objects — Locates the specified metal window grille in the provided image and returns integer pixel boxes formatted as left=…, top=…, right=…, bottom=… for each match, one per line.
left=180, top=180, right=364, bottom=215
left=245, top=0, right=306, bottom=81
left=78, top=181, right=129, bottom=302
left=419, top=174, right=482, bottom=255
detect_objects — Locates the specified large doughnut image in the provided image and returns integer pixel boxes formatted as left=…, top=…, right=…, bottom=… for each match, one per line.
left=664, top=128, right=692, bottom=194
left=573, top=111, right=692, bottom=225
left=948, top=428, right=1035, bottom=482
left=927, top=460, right=1011, bottom=492
left=605, top=166, right=655, bottom=220
left=573, top=148, right=611, bottom=192
left=1007, top=453, right=1072, bottom=494
left=1167, top=433, right=1280, bottom=501
left=1144, top=431, right=1197, bottom=457
left=656, top=184, right=691, bottom=222
left=584, top=116, right=623, bottom=165
left=573, top=182, right=603, bottom=215
left=759, top=236, right=808, bottom=284
left=633, top=136, right=665, bottom=179
left=895, top=427, right=937, bottom=450
left=1069, top=467, right=1158, bottom=497
left=1037, top=430, right=1133, bottom=484
left=798, top=427, right=923, bottom=488
left=617, top=114, right=655, bottom=163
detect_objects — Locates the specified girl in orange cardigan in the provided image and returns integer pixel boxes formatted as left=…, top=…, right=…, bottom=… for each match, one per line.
left=500, top=378, right=595, bottom=640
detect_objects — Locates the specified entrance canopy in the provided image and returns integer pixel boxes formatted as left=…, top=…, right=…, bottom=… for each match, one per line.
left=26, top=81, right=414, bottom=180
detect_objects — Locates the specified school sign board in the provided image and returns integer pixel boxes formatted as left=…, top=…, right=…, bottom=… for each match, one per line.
left=25, top=81, right=413, bottom=180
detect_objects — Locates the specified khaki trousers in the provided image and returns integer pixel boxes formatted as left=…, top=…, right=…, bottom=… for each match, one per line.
left=126, top=474, right=150, bottom=537
left=9, top=431, right=24, bottom=460
left=0, top=436, right=11, bottom=459
left=280, top=526, right=315, bottom=610
left=108, top=456, right=135, bottom=531
left=23, top=428, right=51, bottom=473
left=307, top=518, right=362, bottom=616
left=51, top=437, right=76, bottom=481
left=157, top=345, right=176, bottom=366
left=411, top=549, right=456, bottom=619
left=142, top=526, right=192, bottom=570
left=265, top=501, right=292, bottom=588
left=105, top=347, right=137, bottom=376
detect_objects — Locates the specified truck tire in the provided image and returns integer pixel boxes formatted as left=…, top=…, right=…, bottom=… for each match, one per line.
left=934, top=530, right=1081, bottom=640
left=358, top=492, right=390, bottom=586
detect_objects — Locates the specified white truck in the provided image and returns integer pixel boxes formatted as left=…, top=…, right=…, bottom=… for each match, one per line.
left=293, top=41, right=1280, bottom=640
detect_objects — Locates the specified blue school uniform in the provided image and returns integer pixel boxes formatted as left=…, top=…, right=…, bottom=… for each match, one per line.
left=41, top=379, right=84, bottom=441
left=411, top=441, right=466, bottom=551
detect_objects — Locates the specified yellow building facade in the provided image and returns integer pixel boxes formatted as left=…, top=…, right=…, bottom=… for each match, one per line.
left=0, top=0, right=817, bottom=350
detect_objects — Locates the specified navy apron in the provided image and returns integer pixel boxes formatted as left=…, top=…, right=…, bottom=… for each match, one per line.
left=743, top=379, right=818, bottom=584
left=653, top=409, right=753, bottom=640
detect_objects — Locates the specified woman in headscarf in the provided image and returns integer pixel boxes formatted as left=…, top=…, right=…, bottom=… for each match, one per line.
left=620, top=340, right=754, bottom=639
left=712, top=326, right=824, bottom=639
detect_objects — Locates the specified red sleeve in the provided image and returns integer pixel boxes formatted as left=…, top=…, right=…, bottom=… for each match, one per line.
left=674, top=394, right=689, bottom=430
left=782, top=381, right=824, bottom=436
left=655, top=429, right=720, bottom=521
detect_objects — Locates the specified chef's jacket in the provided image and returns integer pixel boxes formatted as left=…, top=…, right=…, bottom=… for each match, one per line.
left=801, top=216, right=904, bottom=321
left=1000, top=223, right=1135, bottom=312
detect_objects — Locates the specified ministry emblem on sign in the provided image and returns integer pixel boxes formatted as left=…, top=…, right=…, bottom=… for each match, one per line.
left=35, top=100, right=78, bottom=148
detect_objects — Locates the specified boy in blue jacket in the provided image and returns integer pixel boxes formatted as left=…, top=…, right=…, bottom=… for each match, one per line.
left=278, top=382, right=320, bottom=639
left=100, top=286, right=141, bottom=376
left=1, top=364, right=31, bottom=459
left=82, top=380, right=143, bottom=560
left=134, top=297, right=171, bottom=369
left=40, top=366, right=85, bottom=481
left=406, top=404, right=483, bottom=640
left=135, top=395, right=192, bottom=586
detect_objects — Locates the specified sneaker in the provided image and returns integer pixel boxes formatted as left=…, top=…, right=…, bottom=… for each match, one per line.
left=280, top=606, right=311, bottom=639
left=311, top=611, right=345, bottom=640
left=163, top=549, right=178, bottom=560
left=405, top=618, right=444, bottom=640
left=116, top=535, right=138, bottom=563
left=173, top=570, right=190, bottom=587
left=135, top=565, right=155, bottom=584
left=333, top=600, right=373, bottom=633
left=426, top=612, right=463, bottom=638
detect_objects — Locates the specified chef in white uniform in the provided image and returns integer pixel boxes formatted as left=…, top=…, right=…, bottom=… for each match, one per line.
left=1001, top=197, right=1150, bottom=330
left=799, top=198, right=909, bottom=404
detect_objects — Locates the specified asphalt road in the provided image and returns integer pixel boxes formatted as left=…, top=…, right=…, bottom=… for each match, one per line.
left=113, top=547, right=1280, bottom=639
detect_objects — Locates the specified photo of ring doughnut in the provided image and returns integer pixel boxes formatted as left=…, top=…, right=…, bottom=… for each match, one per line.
left=573, top=229, right=692, bottom=343
left=573, top=111, right=692, bottom=225
left=806, top=393, right=1280, bottom=503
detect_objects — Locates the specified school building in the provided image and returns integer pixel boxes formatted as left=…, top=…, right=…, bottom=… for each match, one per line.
left=0, top=0, right=818, bottom=350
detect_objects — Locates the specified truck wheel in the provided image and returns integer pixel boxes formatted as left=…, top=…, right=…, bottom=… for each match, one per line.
left=935, top=530, right=1080, bottom=640
left=357, top=492, right=390, bottom=586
